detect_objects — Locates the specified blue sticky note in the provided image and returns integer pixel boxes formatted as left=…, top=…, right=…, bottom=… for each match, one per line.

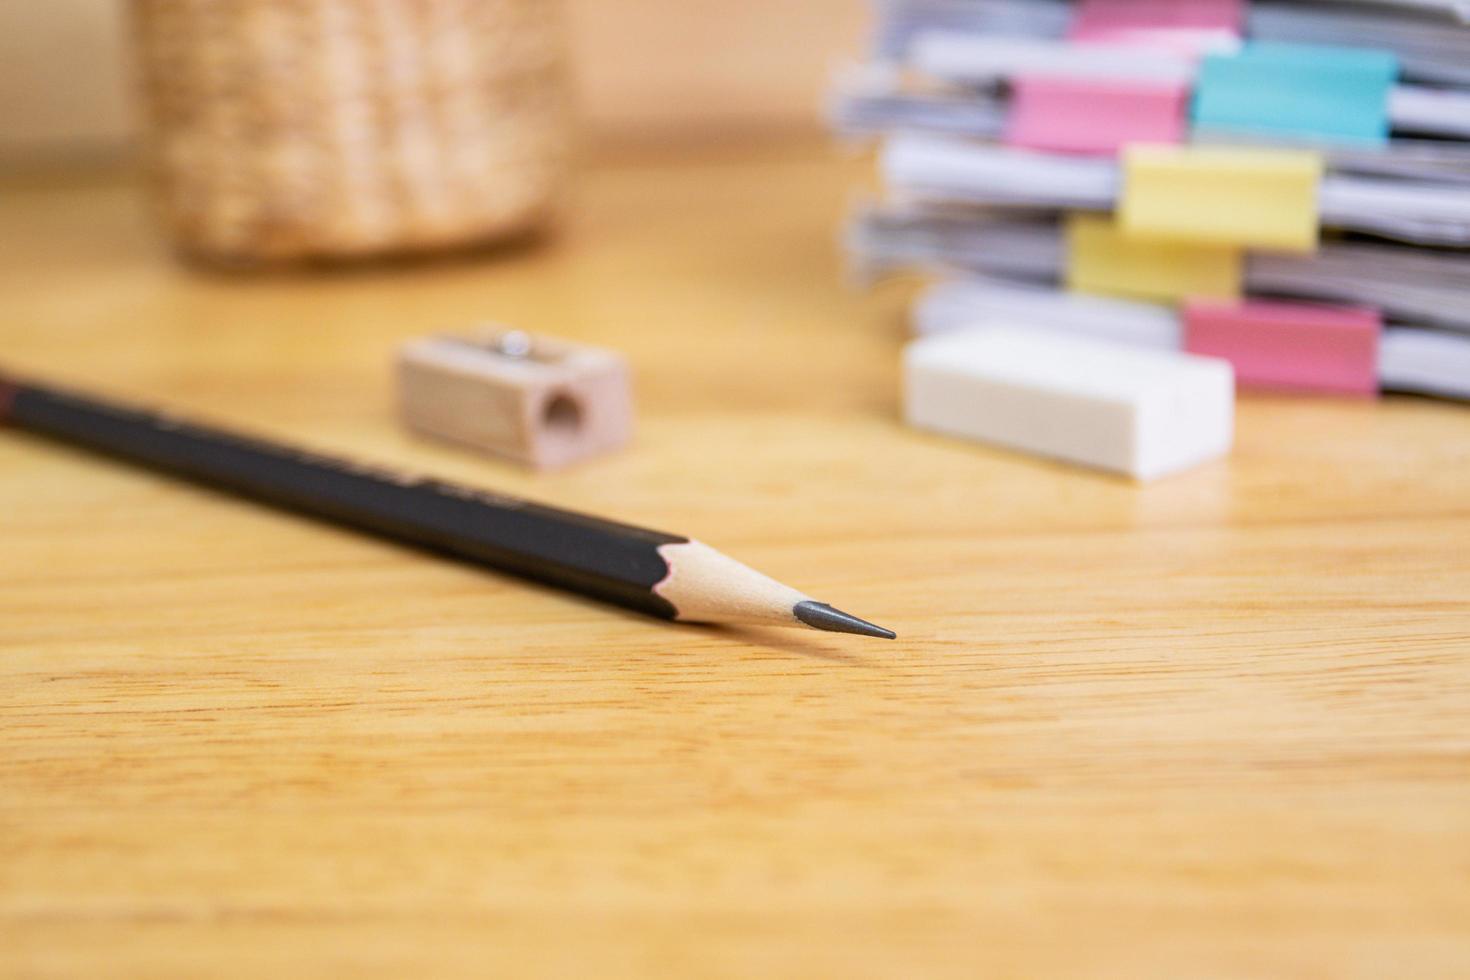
left=1192, top=42, right=1399, bottom=146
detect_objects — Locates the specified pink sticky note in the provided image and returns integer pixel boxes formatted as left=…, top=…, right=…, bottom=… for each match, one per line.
left=1070, top=0, right=1244, bottom=55
left=1005, top=75, right=1189, bottom=156
left=1183, top=300, right=1381, bottom=397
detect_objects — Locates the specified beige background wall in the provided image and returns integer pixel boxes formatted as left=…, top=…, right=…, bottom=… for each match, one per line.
left=0, top=0, right=869, bottom=164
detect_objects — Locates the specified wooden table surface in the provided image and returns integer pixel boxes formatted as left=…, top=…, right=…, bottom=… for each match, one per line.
left=4, top=143, right=1469, bottom=979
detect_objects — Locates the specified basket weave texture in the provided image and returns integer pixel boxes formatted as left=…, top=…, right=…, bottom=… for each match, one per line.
left=132, top=0, right=568, bottom=264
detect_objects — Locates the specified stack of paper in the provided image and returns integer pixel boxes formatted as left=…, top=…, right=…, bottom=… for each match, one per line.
left=849, top=202, right=1470, bottom=333
left=870, top=1, right=1470, bottom=82
left=912, top=277, right=1470, bottom=399
left=833, top=0, right=1470, bottom=401
left=833, top=66, right=1470, bottom=184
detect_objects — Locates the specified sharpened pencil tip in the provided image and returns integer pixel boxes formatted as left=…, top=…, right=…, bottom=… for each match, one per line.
left=793, top=601, right=896, bottom=640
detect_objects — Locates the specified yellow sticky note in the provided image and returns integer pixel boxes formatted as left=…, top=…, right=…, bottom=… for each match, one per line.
left=1066, top=213, right=1243, bottom=302
left=1119, top=145, right=1323, bottom=253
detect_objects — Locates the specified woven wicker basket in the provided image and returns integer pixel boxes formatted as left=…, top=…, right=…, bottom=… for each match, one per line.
left=130, top=0, right=569, bottom=266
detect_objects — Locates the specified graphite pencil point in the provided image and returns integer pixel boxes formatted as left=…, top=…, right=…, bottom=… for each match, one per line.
left=793, top=601, right=897, bottom=640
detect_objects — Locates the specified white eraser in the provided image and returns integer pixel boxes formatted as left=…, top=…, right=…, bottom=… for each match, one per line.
left=904, top=326, right=1234, bottom=480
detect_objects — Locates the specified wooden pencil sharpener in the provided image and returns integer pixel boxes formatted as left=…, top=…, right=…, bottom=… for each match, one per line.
left=397, top=328, right=633, bottom=469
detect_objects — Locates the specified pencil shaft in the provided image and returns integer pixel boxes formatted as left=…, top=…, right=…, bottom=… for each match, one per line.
left=0, top=377, right=684, bottom=618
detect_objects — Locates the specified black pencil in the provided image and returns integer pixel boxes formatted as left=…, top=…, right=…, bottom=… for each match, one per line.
left=0, top=371, right=894, bottom=639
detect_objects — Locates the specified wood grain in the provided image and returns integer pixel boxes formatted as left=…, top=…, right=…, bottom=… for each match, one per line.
left=3, top=142, right=1469, bottom=979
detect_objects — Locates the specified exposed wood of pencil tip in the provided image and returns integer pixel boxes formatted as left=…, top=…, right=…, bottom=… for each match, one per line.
left=654, top=540, right=895, bottom=639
